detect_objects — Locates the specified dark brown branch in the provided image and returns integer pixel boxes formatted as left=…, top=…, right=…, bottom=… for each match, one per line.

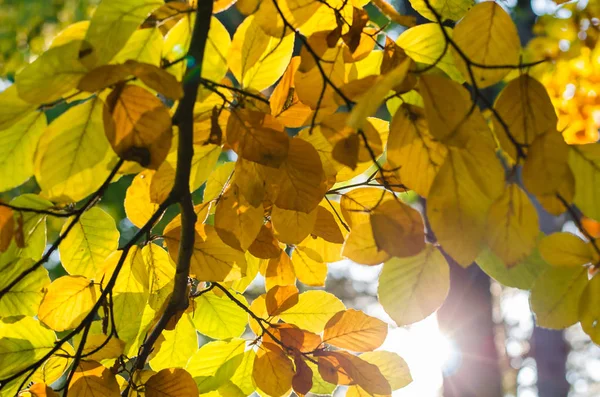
left=131, top=0, right=213, bottom=374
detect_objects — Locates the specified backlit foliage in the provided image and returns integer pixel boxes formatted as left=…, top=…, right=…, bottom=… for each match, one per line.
left=0, top=0, right=599, bottom=396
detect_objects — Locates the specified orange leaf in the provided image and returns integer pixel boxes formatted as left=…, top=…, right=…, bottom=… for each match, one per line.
left=20, top=383, right=59, bottom=397
left=248, top=223, right=282, bottom=259
left=370, top=199, right=425, bottom=258
left=315, top=351, right=391, bottom=395
left=323, top=309, right=388, bottom=352
left=227, top=109, right=290, bottom=168
left=266, top=285, right=299, bottom=316
left=145, top=368, right=198, bottom=397
left=105, top=84, right=172, bottom=169
left=265, top=250, right=296, bottom=290
left=0, top=205, right=14, bottom=252
left=265, top=324, right=323, bottom=353
left=69, top=361, right=120, bottom=397
left=292, top=354, right=313, bottom=396
left=253, top=342, right=294, bottom=397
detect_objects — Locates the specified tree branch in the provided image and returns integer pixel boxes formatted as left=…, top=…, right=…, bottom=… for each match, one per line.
left=132, top=0, right=214, bottom=374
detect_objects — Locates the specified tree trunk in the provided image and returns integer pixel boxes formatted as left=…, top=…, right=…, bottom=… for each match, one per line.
left=437, top=262, right=503, bottom=397
left=531, top=327, right=570, bottom=397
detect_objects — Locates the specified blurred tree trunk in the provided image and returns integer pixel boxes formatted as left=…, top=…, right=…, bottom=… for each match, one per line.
left=437, top=262, right=503, bottom=397
left=531, top=324, right=570, bottom=396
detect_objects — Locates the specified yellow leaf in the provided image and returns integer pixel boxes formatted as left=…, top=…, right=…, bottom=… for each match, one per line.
left=387, top=105, right=447, bottom=197
left=215, top=184, right=264, bottom=251
left=378, top=245, right=450, bottom=326
left=492, top=75, right=557, bottom=161
left=252, top=343, right=294, bottom=397
left=200, top=17, right=232, bottom=98
left=0, top=111, right=47, bottom=192
left=78, top=335, right=125, bottom=363
left=38, top=275, right=98, bottom=332
left=34, top=97, right=115, bottom=202
left=192, top=289, right=248, bottom=339
left=248, top=294, right=278, bottom=336
left=292, top=245, right=328, bottom=286
left=408, top=0, right=473, bottom=22
left=228, top=15, right=294, bottom=91
left=530, top=266, right=588, bottom=329
left=150, top=314, right=197, bottom=371
left=0, top=85, right=36, bottom=130
left=295, top=37, right=346, bottom=110
left=340, top=187, right=394, bottom=227
left=522, top=131, right=570, bottom=197
left=0, top=258, right=49, bottom=317
left=539, top=232, right=598, bottom=267
left=396, top=24, right=463, bottom=82
left=279, top=290, right=345, bottom=333
left=370, top=199, right=425, bottom=258
left=342, top=221, right=391, bottom=266
left=146, top=368, right=198, bottom=397
left=452, top=1, right=520, bottom=87
left=227, top=109, right=290, bottom=168
left=165, top=225, right=247, bottom=282
left=275, top=138, right=328, bottom=213
left=271, top=205, right=318, bottom=245
left=266, top=285, right=299, bottom=316
left=204, top=162, right=236, bottom=204
left=485, top=184, right=539, bottom=267
left=15, top=41, right=86, bottom=104
left=99, top=248, right=151, bottom=355
left=579, top=274, right=600, bottom=344
left=125, top=170, right=162, bottom=228
left=59, top=207, right=119, bottom=278
left=347, top=59, right=411, bottom=130
left=357, top=351, right=412, bottom=391
left=569, top=144, right=600, bottom=221
left=419, top=74, right=492, bottom=147
left=68, top=361, right=120, bottom=397
left=0, top=317, right=56, bottom=379
left=229, top=350, right=257, bottom=396
left=323, top=309, right=388, bottom=352
left=264, top=250, right=296, bottom=290
left=1, top=194, right=52, bottom=261
left=186, top=338, right=246, bottom=393
left=426, top=141, right=504, bottom=266
left=82, top=0, right=163, bottom=67
left=105, top=84, right=173, bottom=169
left=112, top=27, right=163, bottom=66
left=316, top=350, right=391, bottom=395
left=31, top=344, right=75, bottom=386
left=270, top=57, right=313, bottom=128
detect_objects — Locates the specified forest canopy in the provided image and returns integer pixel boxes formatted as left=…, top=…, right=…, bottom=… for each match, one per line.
left=0, top=0, right=599, bottom=396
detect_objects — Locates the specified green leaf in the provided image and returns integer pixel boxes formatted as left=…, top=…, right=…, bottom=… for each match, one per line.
left=0, top=111, right=47, bottom=193
left=0, top=316, right=56, bottom=379
left=191, top=290, right=248, bottom=339
left=186, top=338, right=246, bottom=393
left=59, top=207, right=120, bottom=278
left=530, top=266, right=588, bottom=329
